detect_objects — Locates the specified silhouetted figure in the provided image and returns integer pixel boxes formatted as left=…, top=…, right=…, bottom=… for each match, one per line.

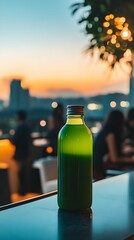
left=9, top=110, right=31, bottom=195
left=125, top=108, right=134, bottom=146
left=93, top=110, right=133, bottom=180
left=47, top=103, right=64, bottom=156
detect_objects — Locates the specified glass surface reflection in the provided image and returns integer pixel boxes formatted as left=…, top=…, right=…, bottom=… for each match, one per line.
left=58, top=209, right=92, bottom=240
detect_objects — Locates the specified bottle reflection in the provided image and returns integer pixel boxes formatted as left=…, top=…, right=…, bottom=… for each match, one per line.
left=58, top=209, right=92, bottom=240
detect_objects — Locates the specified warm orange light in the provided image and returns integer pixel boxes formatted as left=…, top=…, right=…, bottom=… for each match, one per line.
left=124, top=23, right=129, bottom=28
left=124, top=49, right=132, bottom=60
left=121, top=28, right=131, bottom=40
left=0, top=139, right=15, bottom=162
left=111, top=38, right=116, bottom=44
left=103, top=22, right=110, bottom=28
left=46, top=146, right=53, bottom=154
left=0, top=139, right=11, bottom=146
left=105, top=15, right=111, bottom=21
left=0, top=162, right=8, bottom=169
left=120, top=17, right=126, bottom=23
left=112, top=35, right=117, bottom=39
left=128, top=37, right=133, bottom=42
left=107, top=29, right=113, bottom=35
left=100, top=46, right=106, bottom=52
left=115, top=17, right=126, bottom=24
left=108, top=55, right=114, bottom=63
left=116, top=43, right=120, bottom=48
left=114, top=17, right=120, bottom=24
left=110, top=14, right=114, bottom=19
left=117, top=25, right=123, bottom=30
left=114, top=17, right=125, bottom=30
left=116, top=31, right=121, bottom=37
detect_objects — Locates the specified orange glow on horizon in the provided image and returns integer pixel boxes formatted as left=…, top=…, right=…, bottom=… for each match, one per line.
left=0, top=53, right=131, bottom=100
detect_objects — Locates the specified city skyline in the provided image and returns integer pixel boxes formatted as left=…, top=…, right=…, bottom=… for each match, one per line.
left=0, top=0, right=131, bottom=100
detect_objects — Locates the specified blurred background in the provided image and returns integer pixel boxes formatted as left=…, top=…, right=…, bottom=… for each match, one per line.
left=0, top=0, right=134, bottom=205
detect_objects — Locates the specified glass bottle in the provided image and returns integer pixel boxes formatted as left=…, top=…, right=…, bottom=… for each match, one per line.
left=58, top=105, right=92, bottom=210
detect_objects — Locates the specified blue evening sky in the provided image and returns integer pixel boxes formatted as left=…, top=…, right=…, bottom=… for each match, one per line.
left=0, top=0, right=129, bottom=99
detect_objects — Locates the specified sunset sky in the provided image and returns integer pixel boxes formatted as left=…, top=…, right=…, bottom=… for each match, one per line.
left=0, top=0, right=131, bottom=100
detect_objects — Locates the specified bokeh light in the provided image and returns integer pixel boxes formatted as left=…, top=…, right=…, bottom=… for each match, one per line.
left=9, top=129, right=15, bottom=135
left=110, top=101, right=116, bottom=108
left=120, top=101, right=129, bottom=108
left=87, top=103, right=102, bottom=111
left=46, top=146, right=53, bottom=154
left=40, top=120, right=46, bottom=127
left=0, top=130, right=3, bottom=136
left=51, top=102, right=58, bottom=108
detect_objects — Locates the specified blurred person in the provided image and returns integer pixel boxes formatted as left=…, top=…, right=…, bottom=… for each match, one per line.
left=93, top=110, right=134, bottom=180
left=9, top=110, right=31, bottom=195
left=125, top=108, right=134, bottom=146
left=47, top=103, right=64, bottom=156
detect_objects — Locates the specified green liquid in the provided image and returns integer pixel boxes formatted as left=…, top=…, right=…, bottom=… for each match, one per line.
left=58, top=124, right=92, bottom=210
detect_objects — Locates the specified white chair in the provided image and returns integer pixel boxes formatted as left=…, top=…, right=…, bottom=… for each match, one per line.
left=32, top=157, right=57, bottom=194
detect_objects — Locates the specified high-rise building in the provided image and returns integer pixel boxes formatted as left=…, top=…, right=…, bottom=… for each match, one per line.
left=9, top=79, right=30, bottom=110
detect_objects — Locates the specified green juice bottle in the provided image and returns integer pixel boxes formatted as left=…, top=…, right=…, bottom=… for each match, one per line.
left=58, top=105, right=92, bottom=210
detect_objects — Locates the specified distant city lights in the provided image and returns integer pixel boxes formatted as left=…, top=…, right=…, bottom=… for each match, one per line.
left=110, top=101, right=117, bottom=108
left=31, top=132, right=41, bottom=138
left=40, top=120, right=46, bottom=127
left=120, top=101, right=129, bottom=108
left=96, top=122, right=102, bottom=130
left=91, top=127, right=100, bottom=134
left=87, top=103, right=102, bottom=111
left=33, top=138, right=48, bottom=147
left=91, top=122, right=102, bottom=135
left=46, top=146, right=53, bottom=154
left=110, top=100, right=129, bottom=108
left=9, top=129, right=15, bottom=135
left=51, top=102, right=58, bottom=108
left=0, top=130, right=3, bottom=136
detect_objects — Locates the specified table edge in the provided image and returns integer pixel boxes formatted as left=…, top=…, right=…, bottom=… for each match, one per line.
left=0, top=190, right=57, bottom=211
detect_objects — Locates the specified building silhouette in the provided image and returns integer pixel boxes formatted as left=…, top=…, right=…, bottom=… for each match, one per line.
left=9, top=79, right=30, bottom=110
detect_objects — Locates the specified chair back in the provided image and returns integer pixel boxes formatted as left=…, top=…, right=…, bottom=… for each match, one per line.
left=33, top=157, right=57, bottom=193
left=42, top=158, right=57, bottom=182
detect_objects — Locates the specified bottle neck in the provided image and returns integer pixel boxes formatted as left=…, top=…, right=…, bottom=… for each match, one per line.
left=66, top=115, right=85, bottom=125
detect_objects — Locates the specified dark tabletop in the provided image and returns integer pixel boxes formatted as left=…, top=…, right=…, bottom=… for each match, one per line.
left=0, top=172, right=134, bottom=240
